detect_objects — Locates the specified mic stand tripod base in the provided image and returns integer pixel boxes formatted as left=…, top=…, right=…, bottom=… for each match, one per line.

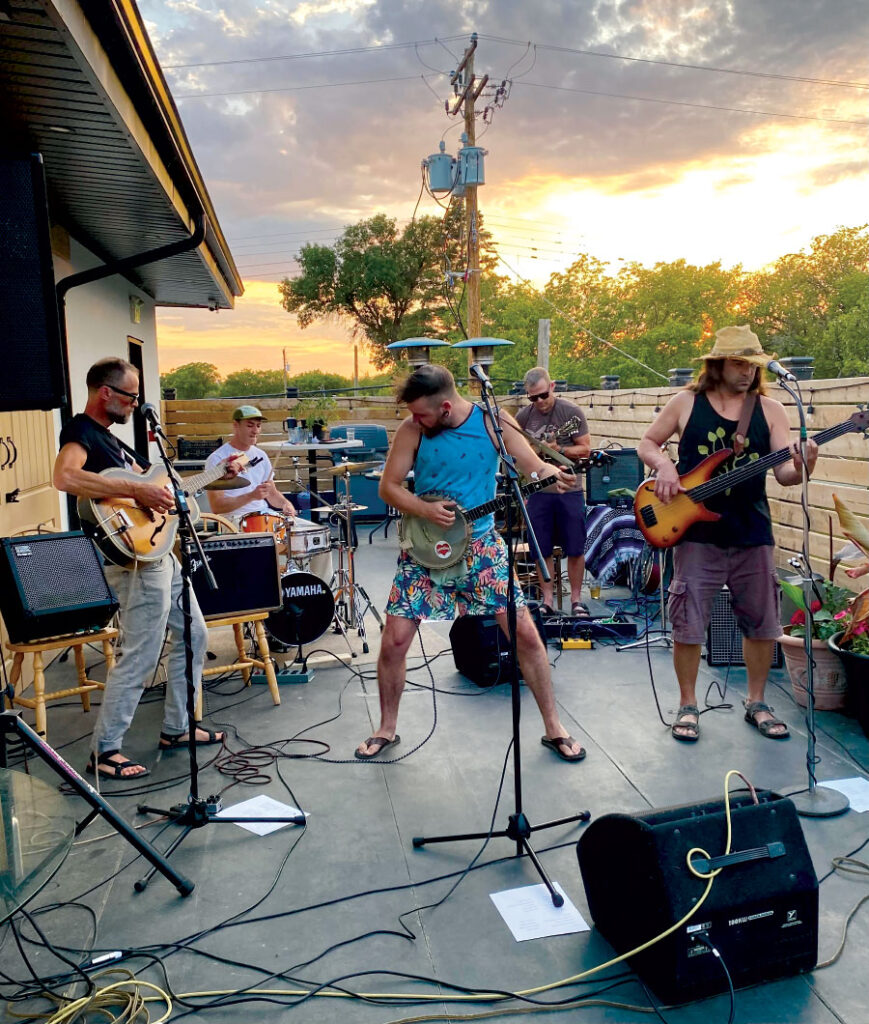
left=787, top=786, right=849, bottom=818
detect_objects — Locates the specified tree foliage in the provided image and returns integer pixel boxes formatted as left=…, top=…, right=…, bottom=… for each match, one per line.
left=220, top=369, right=285, bottom=397
left=159, top=362, right=221, bottom=399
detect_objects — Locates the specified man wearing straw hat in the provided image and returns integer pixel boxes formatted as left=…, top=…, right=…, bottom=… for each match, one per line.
left=637, top=325, right=818, bottom=743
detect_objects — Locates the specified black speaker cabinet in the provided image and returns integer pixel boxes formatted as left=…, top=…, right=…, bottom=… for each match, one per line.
left=0, top=533, right=118, bottom=643
left=0, top=154, right=66, bottom=412
left=706, top=586, right=783, bottom=667
left=577, top=791, right=818, bottom=1004
left=184, top=533, right=282, bottom=619
left=585, top=448, right=645, bottom=505
left=450, top=614, right=522, bottom=687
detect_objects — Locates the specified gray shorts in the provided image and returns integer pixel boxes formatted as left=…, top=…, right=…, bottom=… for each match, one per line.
left=668, top=542, right=781, bottom=645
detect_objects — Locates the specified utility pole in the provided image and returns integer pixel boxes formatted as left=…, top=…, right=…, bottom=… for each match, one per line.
left=450, top=35, right=488, bottom=375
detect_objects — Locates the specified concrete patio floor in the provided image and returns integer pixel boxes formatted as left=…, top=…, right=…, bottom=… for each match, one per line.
left=3, top=526, right=869, bottom=1023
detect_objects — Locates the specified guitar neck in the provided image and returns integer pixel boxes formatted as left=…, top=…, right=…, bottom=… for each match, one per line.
left=177, top=457, right=237, bottom=493
left=462, top=464, right=591, bottom=524
left=687, top=420, right=855, bottom=503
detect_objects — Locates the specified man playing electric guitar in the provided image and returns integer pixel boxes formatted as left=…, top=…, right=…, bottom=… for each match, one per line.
left=637, top=326, right=817, bottom=744
left=516, top=367, right=592, bottom=616
left=53, top=358, right=233, bottom=780
left=356, top=363, right=586, bottom=764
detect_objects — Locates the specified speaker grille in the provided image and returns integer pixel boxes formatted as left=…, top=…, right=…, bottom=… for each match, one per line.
left=706, top=586, right=783, bottom=667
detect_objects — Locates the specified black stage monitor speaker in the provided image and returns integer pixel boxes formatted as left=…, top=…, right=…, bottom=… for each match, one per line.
left=185, top=533, right=282, bottom=619
left=706, top=586, right=783, bottom=668
left=450, top=614, right=522, bottom=687
left=0, top=532, right=118, bottom=643
left=0, top=154, right=66, bottom=412
left=577, top=790, right=818, bottom=1004
left=585, top=448, right=645, bottom=505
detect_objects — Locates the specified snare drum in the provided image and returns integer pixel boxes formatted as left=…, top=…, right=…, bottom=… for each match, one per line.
left=288, top=519, right=332, bottom=579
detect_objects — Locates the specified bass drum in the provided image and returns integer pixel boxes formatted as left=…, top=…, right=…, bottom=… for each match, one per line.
left=266, top=571, right=335, bottom=646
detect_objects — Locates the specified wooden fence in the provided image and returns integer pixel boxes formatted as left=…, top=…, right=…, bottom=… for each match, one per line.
left=164, top=377, right=869, bottom=592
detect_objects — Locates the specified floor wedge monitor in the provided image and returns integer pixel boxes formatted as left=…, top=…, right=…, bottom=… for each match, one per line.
left=577, top=790, right=818, bottom=1004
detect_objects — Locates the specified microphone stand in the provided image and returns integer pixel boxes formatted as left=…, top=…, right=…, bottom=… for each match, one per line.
left=774, top=379, right=848, bottom=818
left=134, top=412, right=305, bottom=891
left=412, top=375, right=590, bottom=906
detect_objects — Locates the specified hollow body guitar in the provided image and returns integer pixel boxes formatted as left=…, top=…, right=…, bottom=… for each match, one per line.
left=78, top=454, right=254, bottom=567
left=400, top=453, right=606, bottom=570
left=634, top=409, right=869, bottom=549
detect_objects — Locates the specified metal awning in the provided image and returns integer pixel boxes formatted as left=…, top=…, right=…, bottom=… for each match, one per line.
left=0, top=0, right=242, bottom=308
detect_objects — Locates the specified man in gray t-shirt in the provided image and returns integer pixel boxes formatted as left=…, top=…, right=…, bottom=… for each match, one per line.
left=515, top=367, right=591, bottom=615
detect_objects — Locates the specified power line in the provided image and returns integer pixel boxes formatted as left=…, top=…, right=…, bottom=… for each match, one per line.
left=174, top=73, right=440, bottom=100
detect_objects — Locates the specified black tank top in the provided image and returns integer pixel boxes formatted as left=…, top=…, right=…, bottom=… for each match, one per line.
left=677, top=392, right=773, bottom=547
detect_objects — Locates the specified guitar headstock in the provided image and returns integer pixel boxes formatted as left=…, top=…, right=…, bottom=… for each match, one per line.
left=850, top=406, right=869, bottom=435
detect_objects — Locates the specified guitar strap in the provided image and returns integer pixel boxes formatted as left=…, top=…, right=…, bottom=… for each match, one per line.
left=116, top=436, right=150, bottom=470
left=732, top=393, right=757, bottom=457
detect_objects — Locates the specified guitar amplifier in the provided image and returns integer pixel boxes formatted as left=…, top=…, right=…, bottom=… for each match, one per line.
left=0, top=532, right=118, bottom=642
left=184, top=533, right=282, bottom=619
left=585, top=448, right=645, bottom=505
left=706, top=586, right=783, bottom=668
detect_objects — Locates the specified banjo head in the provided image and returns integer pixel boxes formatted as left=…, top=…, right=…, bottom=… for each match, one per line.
left=399, top=496, right=471, bottom=569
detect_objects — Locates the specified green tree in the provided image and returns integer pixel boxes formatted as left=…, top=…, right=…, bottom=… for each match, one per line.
left=289, top=370, right=352, bottom=393
left=220, top=369, right=285, bottom=397
left=160, top=362, right=222, bottom=399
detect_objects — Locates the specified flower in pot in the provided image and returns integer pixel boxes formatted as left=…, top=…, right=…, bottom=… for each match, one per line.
left=778, top=577, right=852, bottom=710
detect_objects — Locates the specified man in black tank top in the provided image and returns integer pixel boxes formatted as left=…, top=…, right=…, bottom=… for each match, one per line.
left=638, top=326, right=817, bottom=744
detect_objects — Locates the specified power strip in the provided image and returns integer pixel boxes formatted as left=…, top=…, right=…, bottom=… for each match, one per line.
left=560, top=638, right=594, bottom=650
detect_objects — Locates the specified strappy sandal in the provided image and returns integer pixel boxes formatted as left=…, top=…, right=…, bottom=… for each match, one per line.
left=671, top=705, right=700, bottom=742
left=86, top=750, right=150, bottom=780
left=744, top=701, right=790, bottom=739
left=158, top=727, right=225, bottom=750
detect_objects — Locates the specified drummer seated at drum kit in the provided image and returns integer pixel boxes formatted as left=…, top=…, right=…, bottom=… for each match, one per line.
left=205, top=405, right=298, bottom=532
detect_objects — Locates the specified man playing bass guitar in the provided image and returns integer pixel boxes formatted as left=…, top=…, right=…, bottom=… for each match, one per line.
left=356, top=363, right=586, bottom=764
left=637, top=326, right=817, bottom=744
left=53, top=358, right=232, bottom=780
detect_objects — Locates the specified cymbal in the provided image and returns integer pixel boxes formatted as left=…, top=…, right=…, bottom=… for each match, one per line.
left=326, top=460, right=382, bottom=476
left=182, top=474, right=250, bottom=491
left=311, top=504, right=368, bottom=514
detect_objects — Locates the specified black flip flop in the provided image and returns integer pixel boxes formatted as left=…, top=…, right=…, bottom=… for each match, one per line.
left=541, top=735, right=586, bottom=762
left=355, top=735, right=400, bottom=760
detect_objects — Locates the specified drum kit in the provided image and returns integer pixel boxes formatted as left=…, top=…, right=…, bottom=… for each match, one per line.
left=235, top=458, right=384, bottom=656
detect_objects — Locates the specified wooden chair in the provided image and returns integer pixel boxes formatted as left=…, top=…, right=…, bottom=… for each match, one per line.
left=194, top=513, right=281, bottom=713
left=4, top=628, right=118, bottom=741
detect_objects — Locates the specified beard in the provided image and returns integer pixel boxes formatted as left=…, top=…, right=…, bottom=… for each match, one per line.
left=422, top=423, right=446, bottom=439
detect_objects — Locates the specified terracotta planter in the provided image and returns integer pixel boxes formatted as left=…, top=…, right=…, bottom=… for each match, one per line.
left=829, top=632, right=869, bottom=738
left=778, top=626, right=847, bottom=711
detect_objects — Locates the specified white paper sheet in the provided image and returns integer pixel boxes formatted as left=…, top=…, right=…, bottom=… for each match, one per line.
left=820, top=777, right=869, bottom=812
left=214, top=794, right=308, bottom=835
left=489, top=882, right=589, bottom=941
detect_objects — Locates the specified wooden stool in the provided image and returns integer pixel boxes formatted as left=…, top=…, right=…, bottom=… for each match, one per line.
left=198, top=612, right=281, bottom=715
left=4, top=628, right=118, bottom=740
left=512, top=543, right=565, bottom=609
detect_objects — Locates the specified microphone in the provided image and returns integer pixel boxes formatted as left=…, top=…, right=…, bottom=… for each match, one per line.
left=469, top=363, right=493, bottom=388
left=139, top=403, right=166, bottom=437
left=766, top=359, right=797, bottom=382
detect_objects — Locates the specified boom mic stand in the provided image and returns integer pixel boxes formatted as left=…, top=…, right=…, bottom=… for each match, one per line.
left=134, top=410, right=305, bottom=891
left=776, top=381, right=849, bottom=818
left=412, top=375, right=590, bottom=906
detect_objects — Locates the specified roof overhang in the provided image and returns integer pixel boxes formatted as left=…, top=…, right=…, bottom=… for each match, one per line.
left=0, top=0, right=242, bottom=309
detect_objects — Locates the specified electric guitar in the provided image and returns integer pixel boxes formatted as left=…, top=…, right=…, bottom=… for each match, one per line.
left=634, top=409, right=869, bottom=549
left=515, top=415, right=587, bottom=468
left=78, top=453, right=256, bottom=567
left=399, top=453, right=607, bottom=569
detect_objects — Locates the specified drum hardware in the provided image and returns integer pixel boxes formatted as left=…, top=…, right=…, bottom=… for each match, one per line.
left=326, top=460, right=383, bottom=477
left=618, top=545, right=673, bottom=651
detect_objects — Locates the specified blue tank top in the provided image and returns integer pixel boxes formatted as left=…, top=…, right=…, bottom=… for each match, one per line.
left=415, top=405, right=498, bottom=537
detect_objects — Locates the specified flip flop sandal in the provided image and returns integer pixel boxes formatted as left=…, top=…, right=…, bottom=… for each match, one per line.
left=744, top=701, right=790, bottom=739
left=86, top=750, right=150, bottom=780
left=355, top=735, right=401, bottom=760
left=571, top=602, right=591, bottom=617
left=671, top=704, right=700, bottom=742
left=158, top=728, right=225, bottom=750
left=541, top=735, right=587, bottom=762
left=538, top=604, right=555, bottom=616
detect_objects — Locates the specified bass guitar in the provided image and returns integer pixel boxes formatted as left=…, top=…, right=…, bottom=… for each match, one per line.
left=634, top=409, right=869, bottom=549
left=399, top=453, right=607, bottom=569
left=78, top=453, right=256, bottom=567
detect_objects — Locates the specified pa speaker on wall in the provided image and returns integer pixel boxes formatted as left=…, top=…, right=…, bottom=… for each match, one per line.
left=577, top=791, right=818, bottom=1004
left=0, top=154, right=66, bottom=412
left=184, top=533, right=282, bottom=619
left=0, top=532, right=118, bottom=643
left=585, top=448, right=645, bottom=505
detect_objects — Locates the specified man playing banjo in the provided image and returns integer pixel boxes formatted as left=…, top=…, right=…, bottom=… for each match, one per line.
left=356, top=364, right=586, bottom=763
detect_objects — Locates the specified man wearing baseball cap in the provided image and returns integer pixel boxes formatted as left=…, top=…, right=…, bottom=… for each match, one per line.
left=638, top=325, right=817, bottom=744
left=205, top=405, right=296, bottom=523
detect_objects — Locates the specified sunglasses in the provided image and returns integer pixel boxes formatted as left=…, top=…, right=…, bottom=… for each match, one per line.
left=527, top=389, right=551, bottom=403
left=107, top=383, right=140, bottom=402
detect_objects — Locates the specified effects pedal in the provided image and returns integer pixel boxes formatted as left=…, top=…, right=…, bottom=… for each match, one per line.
left=560, top=637, right=594, bottom=650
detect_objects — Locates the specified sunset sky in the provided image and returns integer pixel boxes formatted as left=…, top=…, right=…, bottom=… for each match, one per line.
left=141, top=0, right=868, bottom=379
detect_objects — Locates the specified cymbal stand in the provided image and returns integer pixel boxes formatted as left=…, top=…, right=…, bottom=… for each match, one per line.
left=618, top=547, right=673, bottom=651
left=330, top=470, right=383, bottom=654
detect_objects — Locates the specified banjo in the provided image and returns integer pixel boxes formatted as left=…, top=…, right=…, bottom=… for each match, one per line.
left=399, top=453, right=607, bottom=569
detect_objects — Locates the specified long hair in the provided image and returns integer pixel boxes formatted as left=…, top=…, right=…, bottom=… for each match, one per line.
left=689, top=360, right=767, bottom=396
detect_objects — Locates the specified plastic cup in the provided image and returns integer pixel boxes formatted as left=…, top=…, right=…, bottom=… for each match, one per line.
left=346, top=426, right=356, bottom=442
left=589, top=581, right=602, bottom=600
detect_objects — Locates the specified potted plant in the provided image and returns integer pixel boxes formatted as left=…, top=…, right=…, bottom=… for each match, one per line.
left=291, top=395, right=338, bottom=440
left=778, top=577, right=851, bottom=710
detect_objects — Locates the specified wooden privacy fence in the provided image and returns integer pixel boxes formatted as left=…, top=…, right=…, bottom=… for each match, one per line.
left=164, top=378, right=869, bottom=591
